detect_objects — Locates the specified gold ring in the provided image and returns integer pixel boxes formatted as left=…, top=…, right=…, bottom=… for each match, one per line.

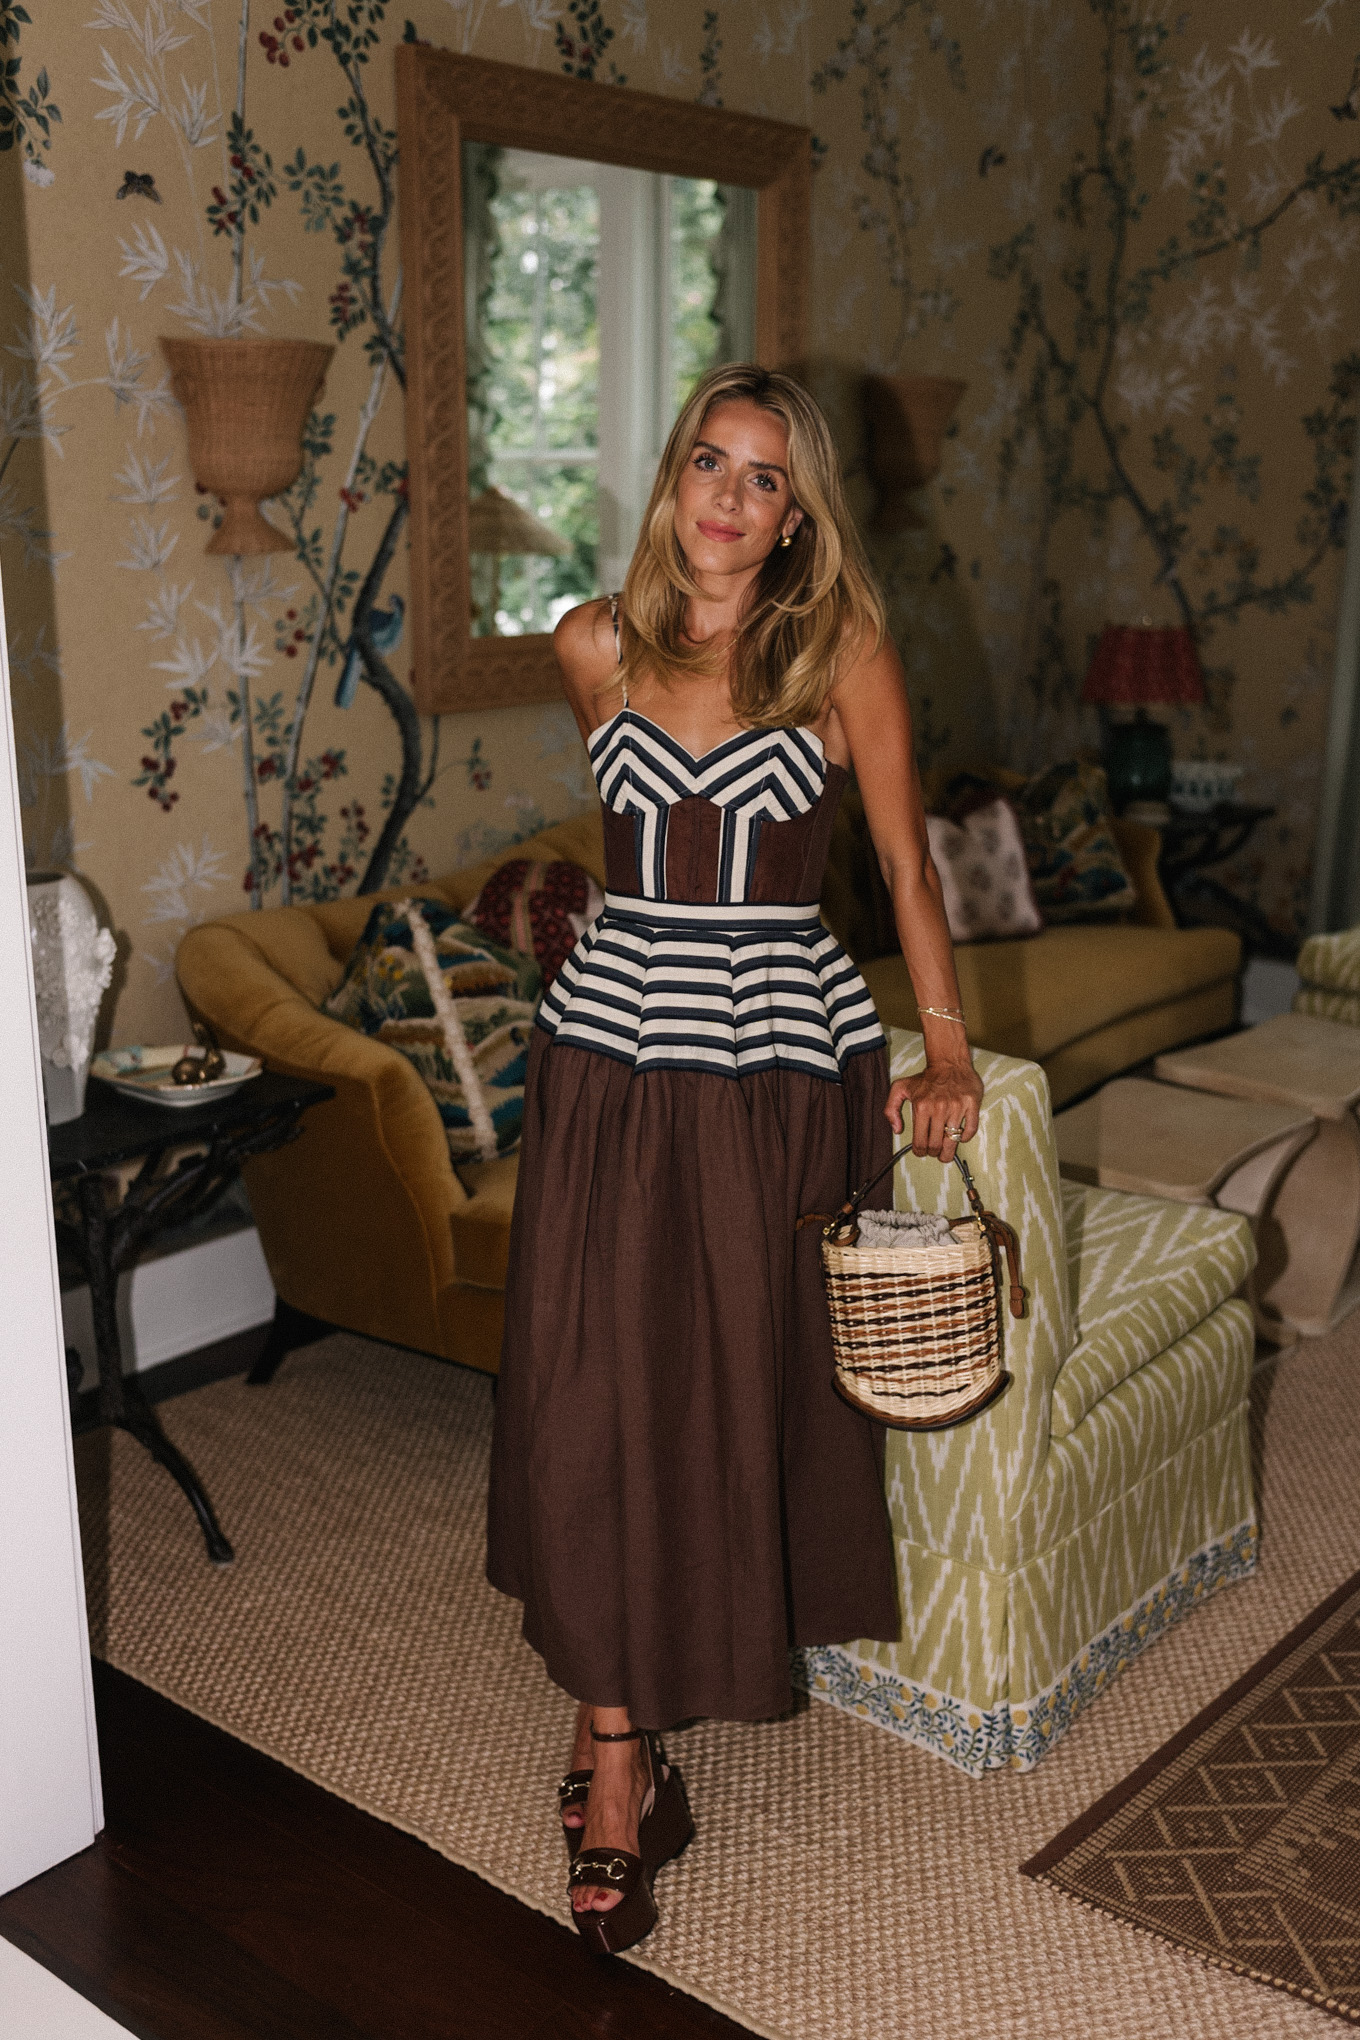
left=944, top=1123, right=965, bottom=1137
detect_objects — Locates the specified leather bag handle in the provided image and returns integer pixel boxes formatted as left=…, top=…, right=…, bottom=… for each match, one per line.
left=799, top=1147, right=1026, bottom=1320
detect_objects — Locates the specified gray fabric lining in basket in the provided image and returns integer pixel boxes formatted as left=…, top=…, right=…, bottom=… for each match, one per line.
left=853, top=1210, right=960, bottom=1252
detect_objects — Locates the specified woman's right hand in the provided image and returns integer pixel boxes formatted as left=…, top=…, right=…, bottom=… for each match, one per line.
left=886, top=1059, right=984, bottom=1166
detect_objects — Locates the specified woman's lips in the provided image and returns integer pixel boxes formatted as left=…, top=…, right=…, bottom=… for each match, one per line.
left=696, top=520, right=744, bottom=542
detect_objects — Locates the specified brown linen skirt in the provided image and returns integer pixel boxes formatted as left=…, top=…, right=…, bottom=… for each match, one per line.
left=486, top=1030, right=900, bottom=1728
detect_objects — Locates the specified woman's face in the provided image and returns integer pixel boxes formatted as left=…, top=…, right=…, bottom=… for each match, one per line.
left=673, top=398, right=804, bottom=580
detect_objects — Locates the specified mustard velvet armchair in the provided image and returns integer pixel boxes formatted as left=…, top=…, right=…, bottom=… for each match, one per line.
left=176, top=811, right=609, bottom=1374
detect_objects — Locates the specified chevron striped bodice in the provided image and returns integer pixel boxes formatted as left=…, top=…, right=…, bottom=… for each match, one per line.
left=590, top=709, right=829, bottom=904
left=537, top=707, right=886, bottom=1081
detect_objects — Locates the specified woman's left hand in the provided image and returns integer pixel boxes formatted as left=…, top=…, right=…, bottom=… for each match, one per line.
left=885, top=1061, right=984, bottom=1165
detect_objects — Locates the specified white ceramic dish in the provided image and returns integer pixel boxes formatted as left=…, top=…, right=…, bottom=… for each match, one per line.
left=90, top=1047, right=262, bottom=1109
left=1170, top=759, right=1243, bottom=814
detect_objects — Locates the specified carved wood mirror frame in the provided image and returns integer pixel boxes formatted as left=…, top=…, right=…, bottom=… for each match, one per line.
left=395, top=45, right=812, bottom=716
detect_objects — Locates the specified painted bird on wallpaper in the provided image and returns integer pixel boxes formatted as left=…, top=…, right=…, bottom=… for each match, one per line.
left=334, top=595, right=405, bottom=708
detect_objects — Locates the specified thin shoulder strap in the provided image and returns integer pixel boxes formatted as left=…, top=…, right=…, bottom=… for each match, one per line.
left=609, top=593, right=627, bottom=706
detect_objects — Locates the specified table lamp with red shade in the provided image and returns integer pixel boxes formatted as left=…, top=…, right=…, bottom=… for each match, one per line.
left=1081, top=621, right=1204, bottom=816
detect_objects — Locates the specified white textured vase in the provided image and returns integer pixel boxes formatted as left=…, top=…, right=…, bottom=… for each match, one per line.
left=26, top=872, right=117, bottom=1125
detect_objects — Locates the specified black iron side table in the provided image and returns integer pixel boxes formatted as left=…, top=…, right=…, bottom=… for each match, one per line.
left=49, top=1071, right=333, bottom=1565
left=1156, top=802, right=1282, bottom=954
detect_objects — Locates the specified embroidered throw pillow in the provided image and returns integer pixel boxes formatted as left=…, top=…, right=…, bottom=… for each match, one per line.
left=324, top=899, right=539, bottom=1161
left=464, top=858, right=604, bottom=990
left=925, top=799, right=1043, bottom=944
left=938, top=770, right=1012, bottom=824
left=1015, top=760, right=1137, bottom=922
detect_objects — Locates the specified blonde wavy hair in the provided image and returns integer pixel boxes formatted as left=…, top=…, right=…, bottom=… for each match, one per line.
left=615, top=363, right=886, bottom=729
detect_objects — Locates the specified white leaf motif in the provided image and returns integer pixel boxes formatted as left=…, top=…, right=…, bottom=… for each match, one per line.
left=118, top=220, right=170, bottom=301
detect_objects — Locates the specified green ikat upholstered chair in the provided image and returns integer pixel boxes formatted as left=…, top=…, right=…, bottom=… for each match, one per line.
left=799, top=1029, right=1258, bottom=1775
left=1295, top=926, right=1360, bottom=1028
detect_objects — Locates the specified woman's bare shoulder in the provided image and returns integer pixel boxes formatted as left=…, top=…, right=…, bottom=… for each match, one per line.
left=554, top=597, right=621, bottom=733
left=835, top=611, right=897, bottom=680
left=554, top=596, right=617, bottom=674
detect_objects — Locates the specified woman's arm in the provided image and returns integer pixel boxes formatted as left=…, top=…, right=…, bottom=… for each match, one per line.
left=829, top=634, right=983, bottom=1162
left=553, top=597, right=623, bottom=745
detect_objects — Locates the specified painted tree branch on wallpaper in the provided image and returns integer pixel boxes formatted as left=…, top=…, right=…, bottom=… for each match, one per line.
left=267, top=0, right=430, bottom=906
left=811, top=0, right=965, bottom=359
left=97, top=0, right=439, bottom=910
left=989, top=1, right=1360, bottom=739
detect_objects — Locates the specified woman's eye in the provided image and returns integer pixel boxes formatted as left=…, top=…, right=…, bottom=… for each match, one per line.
left=752, top=473, right=776, bottom=491
left=694, top=453, right=718, bottom=471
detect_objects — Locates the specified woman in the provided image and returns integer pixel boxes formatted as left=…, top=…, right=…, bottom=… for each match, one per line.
left=487, top=363, right=983, bottom=1954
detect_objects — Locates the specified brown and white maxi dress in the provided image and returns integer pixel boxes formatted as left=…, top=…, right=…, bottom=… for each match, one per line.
left=487, top=672, right=900, bottom=1728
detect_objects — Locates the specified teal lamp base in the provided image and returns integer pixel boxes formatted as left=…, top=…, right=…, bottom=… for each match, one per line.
left=1104, top=709, right=1171, bottom=814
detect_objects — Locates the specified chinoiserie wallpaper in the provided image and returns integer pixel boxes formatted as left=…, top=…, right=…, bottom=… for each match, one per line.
left=2, top=0, right=1357, bottom=1044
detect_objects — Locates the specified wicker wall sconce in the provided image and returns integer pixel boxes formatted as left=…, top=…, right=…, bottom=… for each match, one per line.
left=160, top=336, right=334, bottom=556
left=862, top=373, right=967, bottom=532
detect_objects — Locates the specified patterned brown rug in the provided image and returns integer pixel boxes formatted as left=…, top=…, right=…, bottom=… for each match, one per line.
left=1024, top=1568, right=1360, bottom=2025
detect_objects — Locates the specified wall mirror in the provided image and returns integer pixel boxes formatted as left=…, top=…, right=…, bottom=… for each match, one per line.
left=396, top=48, right=811, bottom=715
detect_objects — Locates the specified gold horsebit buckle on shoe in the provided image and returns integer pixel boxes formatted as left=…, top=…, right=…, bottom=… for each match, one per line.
left=569, top=1854, right=630, bottom=1885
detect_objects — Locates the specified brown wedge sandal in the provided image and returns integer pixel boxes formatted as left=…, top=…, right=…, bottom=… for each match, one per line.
left=567, top=1724, right=694, bottom=1956
left=557, top=1768, right=591, bottom=1859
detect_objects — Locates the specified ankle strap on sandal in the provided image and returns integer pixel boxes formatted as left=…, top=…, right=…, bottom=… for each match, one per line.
left=590, top=1724, right=643, bottom=1743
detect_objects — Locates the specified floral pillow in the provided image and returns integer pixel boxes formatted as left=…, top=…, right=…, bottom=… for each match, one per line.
left=926, top=799, right=1043, bottom=943
left=325, top=899, right=540, bottom=1161
left=463, top=858, right=603, bottom=990
left=1015, top=761, right=1137, bottom=922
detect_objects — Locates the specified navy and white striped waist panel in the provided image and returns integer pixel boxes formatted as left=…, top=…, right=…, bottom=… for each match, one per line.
left=538, top=893, right=885, bottom=1081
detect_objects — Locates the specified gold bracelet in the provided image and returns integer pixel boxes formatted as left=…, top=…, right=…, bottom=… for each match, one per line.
left=919, top=1005, right=967, bottom=1026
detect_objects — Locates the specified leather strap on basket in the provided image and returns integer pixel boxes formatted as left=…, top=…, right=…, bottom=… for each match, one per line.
left=798, top=1148, right=1025, bottom=1320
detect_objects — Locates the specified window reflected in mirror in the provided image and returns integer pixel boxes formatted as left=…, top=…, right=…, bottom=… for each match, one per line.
left=464, top=145, right=758, bottom=638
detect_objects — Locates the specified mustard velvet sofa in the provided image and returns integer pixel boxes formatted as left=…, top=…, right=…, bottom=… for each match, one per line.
left=176, top=801, right=1241, bottom=1374
left=821, top=784, right=1241, bottom=1110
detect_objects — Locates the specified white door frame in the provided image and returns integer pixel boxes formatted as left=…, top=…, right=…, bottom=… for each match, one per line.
left=0, top=561, right=103, bottom=1897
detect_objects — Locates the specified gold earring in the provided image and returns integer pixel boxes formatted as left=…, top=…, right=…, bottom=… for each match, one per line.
left=779, top=532, right=793, bottom=548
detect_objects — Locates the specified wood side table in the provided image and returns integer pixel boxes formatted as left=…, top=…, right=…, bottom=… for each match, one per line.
left=50, top=1070, right=333, bottom=1563
left=1054, top=1077, right=1317, bottom=1344
left=1156, top=1014, right=1360, bottom=1339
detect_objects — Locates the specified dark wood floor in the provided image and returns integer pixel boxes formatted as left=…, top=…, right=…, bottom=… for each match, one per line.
left=2, top=1335, right=749, bottom=2040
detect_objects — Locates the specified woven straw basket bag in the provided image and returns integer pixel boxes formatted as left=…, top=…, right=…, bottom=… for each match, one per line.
left=804, top=1148, right=1025, bottom=1431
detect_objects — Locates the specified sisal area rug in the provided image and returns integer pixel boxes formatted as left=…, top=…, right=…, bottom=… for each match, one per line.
left=1024, top=1567, right=1360, bottom=2025
left=75, top=1317, right=1360, bottom=2040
